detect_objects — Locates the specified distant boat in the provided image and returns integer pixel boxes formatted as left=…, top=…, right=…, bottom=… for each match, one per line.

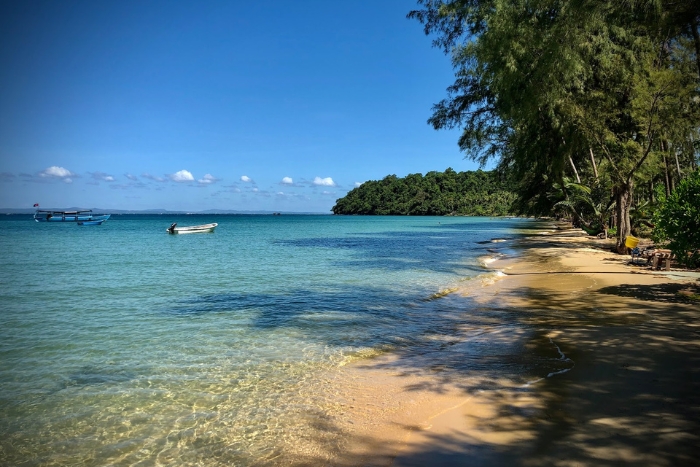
left=34, top=209, right=111, bottom=223
left=166, top=222, right=217, bottom=234
left=77, top=220, right=105, bottom=226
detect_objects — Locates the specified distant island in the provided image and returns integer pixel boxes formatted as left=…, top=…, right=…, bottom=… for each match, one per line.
left=332, top=168, right=515, bottom=216
left=1, top=208, right=326, bottom=215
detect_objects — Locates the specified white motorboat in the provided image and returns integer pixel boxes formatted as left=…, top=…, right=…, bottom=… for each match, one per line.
left=166, top=222, right=217, bottom=234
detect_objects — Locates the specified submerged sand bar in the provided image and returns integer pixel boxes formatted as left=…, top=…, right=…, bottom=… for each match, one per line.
left=322, top=227, right=700, bottom=466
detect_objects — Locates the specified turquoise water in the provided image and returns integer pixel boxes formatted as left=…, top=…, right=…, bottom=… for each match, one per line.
left=0, top=215, right=536, bottom=466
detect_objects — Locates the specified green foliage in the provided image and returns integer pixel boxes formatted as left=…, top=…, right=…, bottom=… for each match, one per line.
left=410, top=0, right=700, bottom=251
left=332, top=169, right=516, bottom=216
left=652, top=170, right=700, bottom=268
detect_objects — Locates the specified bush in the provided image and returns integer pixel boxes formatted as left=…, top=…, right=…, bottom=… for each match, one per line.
left=652, top=170, right=700, bottom=268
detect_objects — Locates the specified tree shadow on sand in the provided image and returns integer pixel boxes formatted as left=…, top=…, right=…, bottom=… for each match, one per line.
left=377, top=281, right=700, bottom=467
left=279, top=274, right=700, bottom=467
left=598, top=281, right=700, bottom=304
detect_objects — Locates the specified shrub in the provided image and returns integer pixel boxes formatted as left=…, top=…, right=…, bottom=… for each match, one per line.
left=652, top=170, right=700, bottom=268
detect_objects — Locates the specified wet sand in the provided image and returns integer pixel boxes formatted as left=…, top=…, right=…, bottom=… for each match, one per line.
left=322, top=226, right=700, bottom=466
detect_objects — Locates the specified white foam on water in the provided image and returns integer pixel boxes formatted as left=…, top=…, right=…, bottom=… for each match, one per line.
left=478, top=253, right=505, bottom=268
left=476, top=270, right=507, bottom=286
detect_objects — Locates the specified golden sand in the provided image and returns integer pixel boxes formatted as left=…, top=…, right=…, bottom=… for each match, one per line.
left=314, top=226, right=700, bottom=466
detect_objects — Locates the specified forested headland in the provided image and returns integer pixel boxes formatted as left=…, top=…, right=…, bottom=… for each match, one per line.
left=403, top=1, right=699, bottom=261
left=331, top=168, right=515, bottom=215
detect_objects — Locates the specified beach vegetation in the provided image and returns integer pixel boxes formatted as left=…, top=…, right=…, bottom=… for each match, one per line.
left=652, top=169, right=700, bottom=268
left=409, top=0, right=700, bottom=253
left=549, top=177, right=617, bottom=236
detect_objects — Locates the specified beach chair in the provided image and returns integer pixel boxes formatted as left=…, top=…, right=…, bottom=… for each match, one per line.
left=625, top=235, right=643, bottom=265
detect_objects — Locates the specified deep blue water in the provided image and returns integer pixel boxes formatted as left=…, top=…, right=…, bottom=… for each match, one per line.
left=0, top=214, right=539, bottom=466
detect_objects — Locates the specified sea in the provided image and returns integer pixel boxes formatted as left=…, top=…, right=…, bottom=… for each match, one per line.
left=0, top=214, right=548, bottom=466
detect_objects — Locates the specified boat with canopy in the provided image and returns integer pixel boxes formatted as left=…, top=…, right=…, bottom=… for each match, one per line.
left=34, top=209, right=111, bottom=223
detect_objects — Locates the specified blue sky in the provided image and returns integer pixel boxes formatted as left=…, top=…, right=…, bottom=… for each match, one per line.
left=0, top=1, right=483, bottom=212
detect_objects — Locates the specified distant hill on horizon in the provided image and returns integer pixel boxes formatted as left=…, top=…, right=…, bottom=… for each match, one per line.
left=1, top=208, right=329, bottom=215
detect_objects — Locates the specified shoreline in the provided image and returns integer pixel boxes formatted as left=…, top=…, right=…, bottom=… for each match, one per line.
left=322, top=225, right=700, bottom=466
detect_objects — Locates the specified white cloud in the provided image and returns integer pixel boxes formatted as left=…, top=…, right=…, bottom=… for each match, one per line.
left=355, top=182, right=363, bottom=187
left=252, top=187, right=259, bottom=192
left=281, top=177, right=293, bottom=185
left=313, top=176, right=336, bottom=187
left=63, top=178, right=73, bottom=184
left=198, top=173, right=218, bottom=184
left=241, top=175, right=252, bottom=182
left=125, top=173, right=138, bottom=181
left=40, top=166, right=75, bottom=179
left=170, top=170, right=195, bottom=182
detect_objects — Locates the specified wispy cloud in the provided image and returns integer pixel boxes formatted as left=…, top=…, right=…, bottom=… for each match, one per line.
left=39, top=166, right=76, bottom=183
left=0, top=172, right=15, bottom=182
left=222, top=184, right=242, bottom=193
left=89, top=171, right=116, bottom=182
left=169, top=170, right=195, bottom=182
left=142, top=173, right=167, bottom=182
left=110, top=182, right=147, bottom=190
left=313, top=176, right=336, bottom=187
left=125, top=173, right=139, bottom=181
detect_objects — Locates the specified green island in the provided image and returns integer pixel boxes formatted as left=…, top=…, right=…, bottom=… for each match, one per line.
left=332, top=168, right=515, bottom=216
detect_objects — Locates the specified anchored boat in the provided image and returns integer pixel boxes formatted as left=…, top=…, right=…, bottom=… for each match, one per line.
left=34, top=209, right=110, bottom=223
left=167, top=222, right=217, bottom=234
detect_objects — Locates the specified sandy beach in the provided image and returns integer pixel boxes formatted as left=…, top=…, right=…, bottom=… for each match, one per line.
left=322, top=225, right=700, bottom=466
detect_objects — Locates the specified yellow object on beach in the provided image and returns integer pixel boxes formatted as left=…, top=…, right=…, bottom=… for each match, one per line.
left=625, top=235, right=640, bottom=249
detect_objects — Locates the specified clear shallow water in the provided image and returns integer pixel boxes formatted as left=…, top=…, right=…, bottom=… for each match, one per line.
left=0, top=215, right=537, bottom=466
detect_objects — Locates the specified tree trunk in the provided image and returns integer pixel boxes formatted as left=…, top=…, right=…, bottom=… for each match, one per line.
left=615, top=182, right=633, bottom=254
left=670, top=169, right=675, bottom=193
left=569, top=156, right=581, bottom=183
left=589, top=147, right=599, bottom=180
left=663, top=153, right=671, bottom=197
